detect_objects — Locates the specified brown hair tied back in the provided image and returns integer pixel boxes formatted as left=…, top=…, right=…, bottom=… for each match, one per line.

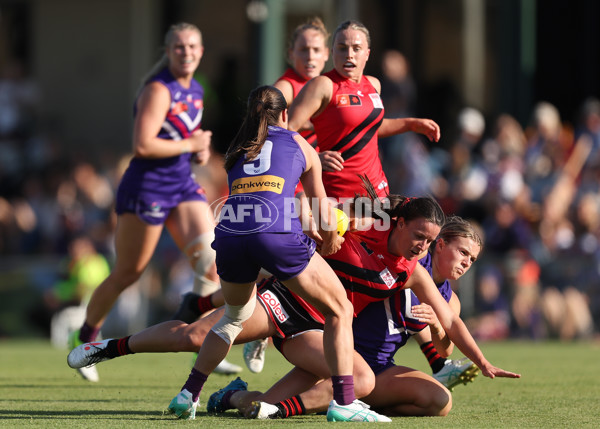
left=224, top=86, right=287, bottom=171
left=352, top=174, right=445, bottom=228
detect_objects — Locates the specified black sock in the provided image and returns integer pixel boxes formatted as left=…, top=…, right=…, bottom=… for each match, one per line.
left=274, top=395, right=306, bottom=418
left=420, top=341, right=446, bottom=373
left=105, top=336, right=135, bottom=358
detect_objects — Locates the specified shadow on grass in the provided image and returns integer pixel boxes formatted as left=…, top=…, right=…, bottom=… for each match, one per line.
left=0, top=409, right=291, bottom=422
left=0, top=409, right=166, bottom=419
left=2, top=383, right=177, bottom=390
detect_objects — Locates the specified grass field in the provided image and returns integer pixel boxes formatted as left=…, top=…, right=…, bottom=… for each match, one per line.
left=1, top=339, right=599, bottom=428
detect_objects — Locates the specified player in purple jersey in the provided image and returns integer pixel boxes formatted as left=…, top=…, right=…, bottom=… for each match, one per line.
left=67, top=193, right=518, bottom=420
left=208, top=194, right=519, bottom=420
left=67, top=23, right=225, bottom=382
left=409, top=218, right=482, bottom=390
left=166, top=85, right=389, bottom=422
left=350, top=216, right=484, bottom=416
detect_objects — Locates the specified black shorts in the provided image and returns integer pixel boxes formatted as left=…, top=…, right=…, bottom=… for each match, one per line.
left=256, top=277, right=324, bottom=353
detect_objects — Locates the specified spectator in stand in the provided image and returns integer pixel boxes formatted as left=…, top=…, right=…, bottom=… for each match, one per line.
left=377, top=50, right=432, bottom=196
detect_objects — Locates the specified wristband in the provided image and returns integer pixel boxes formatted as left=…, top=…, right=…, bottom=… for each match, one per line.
left=181, top=141, right=192, bottom=154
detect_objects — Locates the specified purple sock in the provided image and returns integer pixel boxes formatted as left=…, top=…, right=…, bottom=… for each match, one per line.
left=221, top=390, right=237, bottom=410
left=79, top=322, right=101, bottom=343
left=332, top=375, right=355, bottom=406
left=182, top=368, right=208, bottom=402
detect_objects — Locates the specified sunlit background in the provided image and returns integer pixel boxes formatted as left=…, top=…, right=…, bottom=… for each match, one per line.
left=0, top=0, right=598, bottom=344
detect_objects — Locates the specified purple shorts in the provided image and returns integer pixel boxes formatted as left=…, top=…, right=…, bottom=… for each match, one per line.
left=115, top=175, right=207, bottom=225
left=212, top=232, right=316, bottom=282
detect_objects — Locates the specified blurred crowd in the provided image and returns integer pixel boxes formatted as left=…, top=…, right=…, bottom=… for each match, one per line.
left=1, top=53, right=599, bottom=342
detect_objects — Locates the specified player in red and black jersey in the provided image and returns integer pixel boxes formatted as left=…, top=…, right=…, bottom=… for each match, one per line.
left=289, top=20, right=441, bottom=201
left=273, top=17, right=329, bottom=150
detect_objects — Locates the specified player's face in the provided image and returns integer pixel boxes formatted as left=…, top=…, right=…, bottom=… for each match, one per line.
left=332, top=28, right=370, bottom=82
left=434, top=236, right=480, bottom=281
left=388, top=218, right=440, bottom=260
left=290, top=29, right=329, bottom=80
left=167, top=29, right=203, bottom=78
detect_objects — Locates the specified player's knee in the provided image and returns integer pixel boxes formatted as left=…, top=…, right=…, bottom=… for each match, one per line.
left=211, top=295, right=256, bottom=345
left=319, top=291, right=354, bottom=322
left=184, top=233, right=216, bottom=277
left=433, top=391, right=452, bottom=416
left=185, top=233, right=219, bottom=295
left=426, top=385, right=452, bottom=416
left=108, top=269, right=144, bottom=292
left=353, top=365, right=376, bottom=398
left=179, top=321, right=211, bottom=350
left=332, top=296, right=354, bottom=323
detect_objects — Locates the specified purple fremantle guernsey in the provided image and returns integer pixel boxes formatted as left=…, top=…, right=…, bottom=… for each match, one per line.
left=353, top=252, right=453, bottom=374
left=120, top=67, right=204, bottom=193
left=215, top=126, right=305, bottom=236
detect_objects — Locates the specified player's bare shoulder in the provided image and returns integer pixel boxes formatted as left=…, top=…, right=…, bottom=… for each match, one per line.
left=293, top=132, right=319, bottom=171
left=365, top=75, right=381, bottom=93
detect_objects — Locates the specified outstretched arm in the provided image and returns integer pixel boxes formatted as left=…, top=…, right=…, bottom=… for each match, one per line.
left=408, top=265, right=521, bottom=380
left=378, top=117, right=441, bottom=141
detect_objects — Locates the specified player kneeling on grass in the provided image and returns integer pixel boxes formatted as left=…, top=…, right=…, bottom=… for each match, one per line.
left=206, top=216, right=515, bottom=419
left=211, top=186, right=519, bottom=420
left=240, top=215, right=483, bottom=391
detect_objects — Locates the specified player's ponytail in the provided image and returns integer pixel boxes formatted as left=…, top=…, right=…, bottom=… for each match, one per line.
left=225, top=85, right=287, bottom=171
left=351, top=174, right=445, bottom=228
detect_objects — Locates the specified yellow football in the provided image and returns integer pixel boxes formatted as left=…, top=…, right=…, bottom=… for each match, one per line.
left=333, top=207, right=350, bottom=236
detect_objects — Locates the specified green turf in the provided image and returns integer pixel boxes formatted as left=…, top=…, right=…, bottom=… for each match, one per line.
left=1, top=339, right=599, bottom=428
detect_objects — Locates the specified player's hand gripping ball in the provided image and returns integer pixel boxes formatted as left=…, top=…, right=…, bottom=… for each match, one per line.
left=333, top=207, right=349, bottom=236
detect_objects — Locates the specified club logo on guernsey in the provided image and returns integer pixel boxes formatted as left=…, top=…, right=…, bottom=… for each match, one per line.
left=336, top=94, right=362, bottom=107
left=261, top=290, right=289, bottom=323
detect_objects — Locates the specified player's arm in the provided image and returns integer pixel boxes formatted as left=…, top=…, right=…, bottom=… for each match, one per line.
left=378, top=117, right=440, bottom=141
left=133, top=82, right=212, bottom=158
left=288, top=76, right=332, bottom=131
left=426, top=292, right=461, bottom=356
left=407, top=264, right=521, bottom=380
left=365, top=75, right=441, bottom=142
left=289, top=76, right=344, bottom=171
left=295, top=133, right=343, bottom=257
left=273, top=79, right=295, bottom=107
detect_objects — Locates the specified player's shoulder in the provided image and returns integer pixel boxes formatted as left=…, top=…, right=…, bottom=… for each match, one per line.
left=365, top=75, right=381, bottom=93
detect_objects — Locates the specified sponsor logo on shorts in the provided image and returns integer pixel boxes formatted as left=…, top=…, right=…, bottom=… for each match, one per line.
left=231, top=175, right=285, bottom=194
left=261, top=290, right=289, bottom=323
left=143, top=202, right=166, bottom=218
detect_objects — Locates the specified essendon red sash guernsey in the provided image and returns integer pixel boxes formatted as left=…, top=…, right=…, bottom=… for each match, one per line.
left=325, top=225, right=418, bottom=316
left=278, top=68, right=318, bottom=148
left=278, top=68, right=316, bottom=196
left=311, top=69, right=387, bottom=200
